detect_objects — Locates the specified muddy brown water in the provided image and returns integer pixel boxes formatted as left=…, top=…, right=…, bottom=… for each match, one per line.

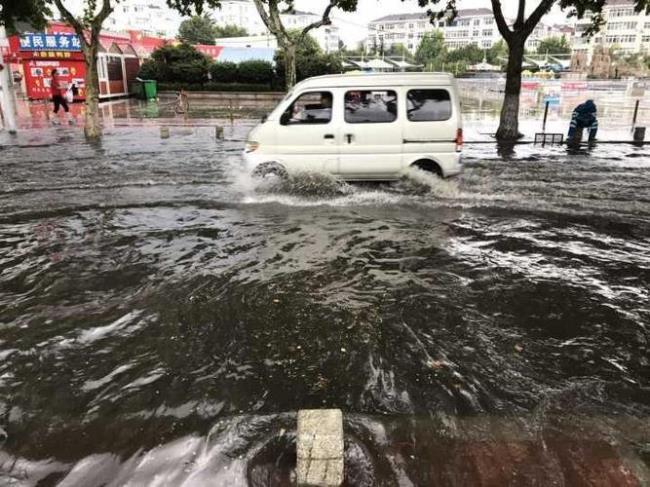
left=1, top=122, right=649, bottom=485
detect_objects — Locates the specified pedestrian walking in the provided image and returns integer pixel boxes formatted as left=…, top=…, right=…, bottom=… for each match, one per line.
left=568, top=99, right=598, bottom=143
left=50, top=69, right=73, bottom=125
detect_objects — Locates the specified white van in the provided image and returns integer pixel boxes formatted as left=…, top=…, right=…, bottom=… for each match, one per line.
left=244, top=72, right=463, bottom=180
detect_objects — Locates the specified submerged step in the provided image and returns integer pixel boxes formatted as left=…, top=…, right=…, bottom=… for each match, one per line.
left=297, top=409, right=344, bottom=487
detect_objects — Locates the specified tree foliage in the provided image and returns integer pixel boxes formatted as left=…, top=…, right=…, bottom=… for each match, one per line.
left=274, top=30, right=342, bottom=84
left=178, top=14, right=218, bottom=45
left=386, top=43, right=414, bottom=61
left=415, top=31, right=446, bottom=68
left=0, top=0, right=50, bottom=33
left=215, top=24, right=248, bottom=37
left=536, top=36, right=571, bottom=55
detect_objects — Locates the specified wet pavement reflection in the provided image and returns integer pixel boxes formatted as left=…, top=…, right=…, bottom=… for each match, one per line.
left=0, top=115, right=649, bottom=485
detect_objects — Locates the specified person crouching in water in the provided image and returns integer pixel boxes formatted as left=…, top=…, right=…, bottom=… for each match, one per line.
left=50, top=69, right=73, bottom=125
left=568, top=99, right=598, bottom=143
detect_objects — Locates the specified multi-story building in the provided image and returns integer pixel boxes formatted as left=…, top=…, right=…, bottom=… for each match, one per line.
left=104, top=0, right=182, bottom=39
left=367, top=10, right=578, bottom=55
left=211, top=0, right=340, bottom=52
left=572, top=0, right=650, bottom=62
left=366, top=9, right=502, bottom=54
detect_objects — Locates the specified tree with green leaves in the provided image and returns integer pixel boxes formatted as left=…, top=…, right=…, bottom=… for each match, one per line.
left=415, top=31, right=446, bottom=70
left=214, top=23, right=248, bottom=38
left=418, top=0, right=650, bottom=141
left=486, top=39, right=508, bottom=66
left=251, top=0, right=358, bottom=90
left=178, top=14, right=218, bottom=44
left=0, top=0, right=50, bottom=33
left=275, top=30, right=342, bottom=85
left=536, top=36, right=571, bottom=55
left=386, top=43, right=414, bottom=61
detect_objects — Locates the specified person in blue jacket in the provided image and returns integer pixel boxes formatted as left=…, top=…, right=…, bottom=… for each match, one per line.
left=568, top=99, right=598, bottom=142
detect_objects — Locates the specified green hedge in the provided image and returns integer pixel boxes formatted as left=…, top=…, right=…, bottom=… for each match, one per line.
left=210, top=62, right=238, bottom=83
left=158, top=82, right=277, bottom=92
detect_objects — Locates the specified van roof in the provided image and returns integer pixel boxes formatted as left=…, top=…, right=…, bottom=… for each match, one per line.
left=293, top=72, right=456, bottom=90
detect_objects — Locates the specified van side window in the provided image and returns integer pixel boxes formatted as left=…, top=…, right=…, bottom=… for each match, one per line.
left=281, top=91, right=333, bottom=125
left=345, top=90, right=397, bottom=124
left=407, top=89, right=452, bottom=122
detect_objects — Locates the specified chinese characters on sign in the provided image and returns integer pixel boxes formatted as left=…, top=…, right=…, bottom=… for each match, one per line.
left=19, top=34, right=82, bottom=52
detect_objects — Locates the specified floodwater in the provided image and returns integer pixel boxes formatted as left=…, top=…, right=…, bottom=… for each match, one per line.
left=1, top=120, right=649, bottom=486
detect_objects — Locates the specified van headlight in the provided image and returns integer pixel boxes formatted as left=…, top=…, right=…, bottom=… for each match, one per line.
left=245, top=141, right=260, bottom=152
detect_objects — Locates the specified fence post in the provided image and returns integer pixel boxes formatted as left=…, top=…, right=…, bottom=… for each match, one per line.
left=631, top=99, right=640, bottom=132
left=542, top=100, right=550, bottom=133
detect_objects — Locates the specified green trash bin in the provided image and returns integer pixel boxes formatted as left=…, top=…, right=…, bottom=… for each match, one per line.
left=143, top=80, right=157, bottom=100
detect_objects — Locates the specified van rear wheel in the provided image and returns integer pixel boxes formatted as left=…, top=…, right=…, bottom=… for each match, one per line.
left=411, top=160, right=443, bottom=178
left=252, top=162, right=288, bottom=180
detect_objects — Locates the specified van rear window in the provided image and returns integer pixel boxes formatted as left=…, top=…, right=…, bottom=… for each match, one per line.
left=407, top=89, right=452, bottom=122
left=345, top=90, right=397, bottom=124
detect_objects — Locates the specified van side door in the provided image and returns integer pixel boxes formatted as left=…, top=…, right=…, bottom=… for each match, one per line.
left=272, top=89, right=340, bottom=174
left=338, top=88, right=403, bottom=179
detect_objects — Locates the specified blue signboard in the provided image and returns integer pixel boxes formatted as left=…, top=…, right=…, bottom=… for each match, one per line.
left=19, top=34, right=82, bottom=51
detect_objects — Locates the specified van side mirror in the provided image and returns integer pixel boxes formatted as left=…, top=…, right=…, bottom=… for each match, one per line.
left=261, top=114, right=268, bottom=123
left=280, top=111, right=291, bottom=125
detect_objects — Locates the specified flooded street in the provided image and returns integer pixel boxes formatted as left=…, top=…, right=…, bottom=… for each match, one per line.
left=1, top=118, right=649, bottom=485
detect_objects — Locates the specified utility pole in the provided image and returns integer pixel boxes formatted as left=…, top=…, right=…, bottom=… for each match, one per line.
left=0, top=26, right=18, bottom=134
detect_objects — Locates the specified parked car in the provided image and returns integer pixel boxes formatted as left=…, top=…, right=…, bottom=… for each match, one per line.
left=244, top=72, right=463, bottom=180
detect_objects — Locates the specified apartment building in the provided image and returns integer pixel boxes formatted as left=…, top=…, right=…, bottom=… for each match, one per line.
left=104, top=0, right=182, bottom=38
left=572, top=0, right=650, bottom=61
left=366, top=9, right=500, bottom=54
left=211, top=0, right=341, bottom=52
left=367, top=9, right=575, bottom=55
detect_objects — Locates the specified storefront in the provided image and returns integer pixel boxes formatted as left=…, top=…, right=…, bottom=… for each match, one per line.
left=7, top=28, right=140, bottom=101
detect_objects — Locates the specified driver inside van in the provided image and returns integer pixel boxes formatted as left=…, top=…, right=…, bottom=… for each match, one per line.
left=289, top=92, right=332, bottom=123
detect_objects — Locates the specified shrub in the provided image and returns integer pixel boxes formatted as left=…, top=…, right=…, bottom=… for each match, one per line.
left=210, top=62, right=238, bottom=83
left=168, top=59, right=209, bottom=84
left=137, top=60, right=160, bottom=80
left=237, top=60, right=273, bottom=84
left=158, top=82, right=277, bottom=92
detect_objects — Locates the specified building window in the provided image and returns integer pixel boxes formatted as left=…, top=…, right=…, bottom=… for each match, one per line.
left=482, top=29, right=493, bottom=36
left=472, top=30, right=479, bottom=36
left=484, top=18, right=494, bottom=25
left=473, top=19, right=480, bottom=26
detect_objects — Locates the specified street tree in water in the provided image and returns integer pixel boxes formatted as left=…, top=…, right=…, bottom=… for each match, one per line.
left=251, top=0, right=359, bottom=90
left=417, top=0, right=650, bottom=141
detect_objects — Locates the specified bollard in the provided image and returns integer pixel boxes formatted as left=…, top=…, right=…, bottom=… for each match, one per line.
left=631, top=100, right=640, bottom=131
left=633, top=126, right=646, bottom=143
left=228, top=100, right=234, bottom=124
left=542, top=100, right=550, bottom=133
left=160, top=126, right=170, bottom=139
left=215, top=125, right=224, bottom=140
left=297, top=409, right=344, bottom=487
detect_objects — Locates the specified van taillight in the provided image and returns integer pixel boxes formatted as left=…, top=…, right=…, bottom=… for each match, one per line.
left=455, top=128, right=463, bottom=152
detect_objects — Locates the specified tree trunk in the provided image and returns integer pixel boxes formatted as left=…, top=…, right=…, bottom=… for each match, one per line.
left=495, top=37, right=525, bottom=141
left=84, top=45, right=102, bottom=139
left=284, top=43, right=297, bottom=91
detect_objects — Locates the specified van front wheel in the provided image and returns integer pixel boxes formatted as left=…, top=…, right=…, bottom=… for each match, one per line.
left=252, top=162, right=288, bottom=180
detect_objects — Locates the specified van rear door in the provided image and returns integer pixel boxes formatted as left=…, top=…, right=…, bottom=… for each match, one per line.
left=338, top=88, right=403, bottom=179
left=402, top=86, right=458, bottom=162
